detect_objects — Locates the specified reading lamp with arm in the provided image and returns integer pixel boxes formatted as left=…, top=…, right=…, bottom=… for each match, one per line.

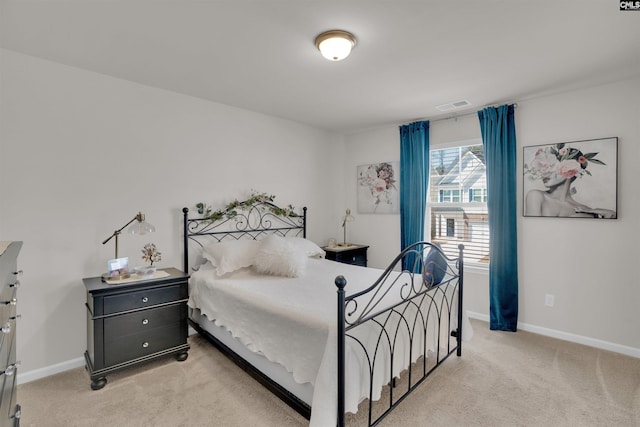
left=341, top=208, right=354, bottom=246
left=102, top=212, right=155, bottom=259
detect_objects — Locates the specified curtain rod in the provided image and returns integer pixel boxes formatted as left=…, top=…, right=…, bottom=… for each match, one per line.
left=402, top=103, right=518, bottom=126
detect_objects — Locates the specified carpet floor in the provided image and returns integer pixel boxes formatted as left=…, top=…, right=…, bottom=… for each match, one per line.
left=18, top=319, right=640, bottom=426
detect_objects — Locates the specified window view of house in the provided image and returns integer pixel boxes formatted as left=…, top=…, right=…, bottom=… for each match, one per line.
left=428, top=143, right=489, bottom=265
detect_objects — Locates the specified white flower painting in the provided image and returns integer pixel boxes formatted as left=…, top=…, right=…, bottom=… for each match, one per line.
left=357, top=161, right=399, bottom=214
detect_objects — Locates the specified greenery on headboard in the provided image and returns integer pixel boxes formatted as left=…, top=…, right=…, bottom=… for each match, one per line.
left=196, top=191, right=298, bottom=222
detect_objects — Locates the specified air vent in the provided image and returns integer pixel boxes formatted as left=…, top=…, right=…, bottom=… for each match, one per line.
left=435, top=99, right=471, bottom=112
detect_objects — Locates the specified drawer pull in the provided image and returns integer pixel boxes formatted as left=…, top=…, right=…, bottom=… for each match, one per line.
left=142, top=319, right=149, bottom=325
left=2, top=361, right=20, bottom=376
left=12, top=270, right=23, bottom=276
left=141, top=297, right=149, bottom=303
left=1, top=298, right=17, bottom=306
left=142, top=342, right=149, bottom=348
left=1, top=315, right=20, bottom=334
left=9, top=281, right=20, bottom=288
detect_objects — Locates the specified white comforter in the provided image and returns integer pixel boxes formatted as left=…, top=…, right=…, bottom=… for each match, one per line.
left=188, top=257, right=471, bottom=427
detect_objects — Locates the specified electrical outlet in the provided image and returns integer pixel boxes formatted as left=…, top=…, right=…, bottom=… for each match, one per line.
left=545, top=294, right=555, bottom=307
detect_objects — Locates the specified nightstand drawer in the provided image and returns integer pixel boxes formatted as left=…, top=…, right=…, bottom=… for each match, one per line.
left=324, top=245, right=369, bottom=267
left=103, top=284, right=187, bottom=315
left=104, top=322, right=186, bottom=366
left=104, top=304, right=186, bottom=341
left=334, top=251, right=367, bottom=266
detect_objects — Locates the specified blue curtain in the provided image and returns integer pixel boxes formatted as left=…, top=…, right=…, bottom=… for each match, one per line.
left=399, top=120, right=429, bottom=272
left=478, top=105, right=518, bottom=332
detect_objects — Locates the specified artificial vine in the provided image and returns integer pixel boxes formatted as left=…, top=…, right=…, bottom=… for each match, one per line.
left=197, top=191, right=298, bottom=222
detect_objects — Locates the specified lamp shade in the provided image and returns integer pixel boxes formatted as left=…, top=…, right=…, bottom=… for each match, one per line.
left=128, top=213, right=155, bottom=235
left=315, top=30, right=356, bottom=61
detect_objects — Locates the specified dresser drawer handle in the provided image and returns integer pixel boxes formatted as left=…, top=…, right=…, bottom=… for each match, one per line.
left=141, top=297, right=149, bottom=303
left=2, top=361, right=20, bottom=377
left=1, top=298, right=17, bottom=306
left=9, top=281, right=20, bottom=288
left=1, top=322, right=10, bottom=334
left=12, top=270, right=23, bottom=276
left=142, top=342, right=149, bottom=348
left=142, top=319, right=149, bottom=325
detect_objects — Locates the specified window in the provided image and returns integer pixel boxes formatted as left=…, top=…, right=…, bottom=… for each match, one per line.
left=439, top=189, right=461, bottom=203
left=446, top=218, right=455, bottom=237
left=428, top=143, right=489, bottom=265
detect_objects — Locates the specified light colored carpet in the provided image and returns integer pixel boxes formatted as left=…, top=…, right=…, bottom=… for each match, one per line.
left=18, top=319, right=640, bottom=426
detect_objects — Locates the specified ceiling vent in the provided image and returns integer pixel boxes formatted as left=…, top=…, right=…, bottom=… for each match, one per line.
left=435, top=99, right=471, bottom=112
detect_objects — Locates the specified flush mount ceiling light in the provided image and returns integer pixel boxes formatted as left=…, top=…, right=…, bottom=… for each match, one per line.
left=315, top=30, right=357, bottom=61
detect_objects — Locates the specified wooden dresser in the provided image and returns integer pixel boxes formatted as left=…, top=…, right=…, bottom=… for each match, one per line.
left=83, top=267, right=190, bottom=390
left=0, top=241, right=22, bottom=426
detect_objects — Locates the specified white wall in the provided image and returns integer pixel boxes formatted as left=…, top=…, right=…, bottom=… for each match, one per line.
left=0, top=49, right=343, bottom=378
left=341, top=126, right=401, bottom=269
left=344, top=77, right=640, bottom=356
left=516, top=79, right=639, bottom=352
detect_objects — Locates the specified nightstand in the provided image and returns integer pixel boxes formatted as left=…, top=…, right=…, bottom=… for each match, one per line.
left=83, top=267, right=190, bottom=390
left=323, top=244, right=369, bottom=267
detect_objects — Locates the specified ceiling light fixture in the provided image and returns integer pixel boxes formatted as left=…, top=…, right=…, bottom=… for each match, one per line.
left=315, top=30, right=357, bottom=61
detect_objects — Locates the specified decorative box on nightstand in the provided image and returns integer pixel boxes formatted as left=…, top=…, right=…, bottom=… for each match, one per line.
left=323, top=244, right=369, bottom=267
left=83, top=267, right=190, bottom=390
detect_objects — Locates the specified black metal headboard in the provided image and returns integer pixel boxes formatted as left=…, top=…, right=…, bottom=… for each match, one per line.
left=182, top=198, right=307, bottom=273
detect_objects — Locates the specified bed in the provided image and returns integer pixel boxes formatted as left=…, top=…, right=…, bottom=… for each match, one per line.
left=182, top=195, right=469, bottom=426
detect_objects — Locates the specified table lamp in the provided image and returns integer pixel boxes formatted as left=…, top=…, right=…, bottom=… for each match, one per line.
left=101, top=212, right=155, bottom=280
left=341, top=208, right=354, bottom=246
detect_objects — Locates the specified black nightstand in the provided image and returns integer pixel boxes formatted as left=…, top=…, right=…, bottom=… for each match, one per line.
left=83, top=267, right=190, bottom=390
left=323, top=244, right=369, bottom=267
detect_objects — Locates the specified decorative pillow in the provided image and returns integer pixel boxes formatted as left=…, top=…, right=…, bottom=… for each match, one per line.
left=202, top=239, right=260, bottom=276
left=285, top=236, right=326, bottom=258
left=423, top=244, right=448, bottom=287
left=254, top=235, right=308, bottom=277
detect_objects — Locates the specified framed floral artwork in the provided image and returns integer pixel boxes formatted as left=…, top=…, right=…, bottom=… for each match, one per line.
left=357, top=161, right=399, bottom=214
left=523, top=137, right=617, bottom=219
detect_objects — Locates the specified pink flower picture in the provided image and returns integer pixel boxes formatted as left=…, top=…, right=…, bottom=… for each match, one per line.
left=523, top=138, right=617, bottom=219
left=357, top=161, right=399, bottom=213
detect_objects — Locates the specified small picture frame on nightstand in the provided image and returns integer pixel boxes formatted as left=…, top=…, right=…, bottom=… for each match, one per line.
left=105, top=257, right=130, bottom=279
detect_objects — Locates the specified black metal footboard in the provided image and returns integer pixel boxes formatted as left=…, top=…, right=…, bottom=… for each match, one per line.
left=336, top=242, right=464, bottom=427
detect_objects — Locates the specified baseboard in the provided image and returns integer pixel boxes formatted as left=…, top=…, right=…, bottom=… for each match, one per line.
left=467, top=311, right=640, bottom=359
left=17, top=356, right=85, bottom=385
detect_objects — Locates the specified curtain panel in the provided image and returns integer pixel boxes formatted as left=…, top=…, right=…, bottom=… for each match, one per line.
left=399, top=120, right=429, bottom=272
left=478, top=104, right=519, bottom=332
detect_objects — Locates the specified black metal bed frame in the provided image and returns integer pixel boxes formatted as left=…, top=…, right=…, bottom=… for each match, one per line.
left=182, top=201, right=464, bottom=427
left=336, top=242, right=463, bottom=426
left=183, top=202, right=312, bottom=419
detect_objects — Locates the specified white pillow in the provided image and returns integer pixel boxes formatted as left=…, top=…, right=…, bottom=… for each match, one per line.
left=254, top=235, right=307, bottom=277
left=202, top=239, right=259, bottom=276
left=286, top=236, right=326, bottom=258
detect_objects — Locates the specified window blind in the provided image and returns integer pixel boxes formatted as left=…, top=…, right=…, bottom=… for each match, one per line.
left=428, top=144, right=490, bottom=264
